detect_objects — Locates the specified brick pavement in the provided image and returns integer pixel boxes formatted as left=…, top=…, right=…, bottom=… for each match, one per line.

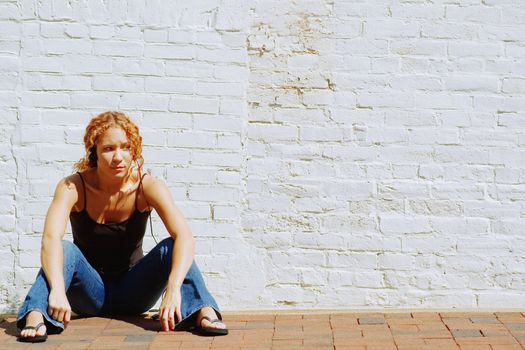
left=1, top=311, right=525, bottom=349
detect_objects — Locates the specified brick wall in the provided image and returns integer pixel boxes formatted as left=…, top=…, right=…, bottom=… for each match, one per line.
left=1, top=0, right=525, bottom=312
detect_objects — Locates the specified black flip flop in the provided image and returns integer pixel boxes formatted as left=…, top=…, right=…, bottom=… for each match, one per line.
left=18, top=322, right=48, bottom=343
left=195, top=316, right=228, bottom=336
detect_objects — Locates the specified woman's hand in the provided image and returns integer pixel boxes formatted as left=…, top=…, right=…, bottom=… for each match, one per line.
left=159, top=285, right=182, bottom=331
left=48, top=288, right=72, bottom=328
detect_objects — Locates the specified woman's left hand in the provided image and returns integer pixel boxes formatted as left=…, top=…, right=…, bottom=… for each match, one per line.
left=159, top=285, right=182, bottom=331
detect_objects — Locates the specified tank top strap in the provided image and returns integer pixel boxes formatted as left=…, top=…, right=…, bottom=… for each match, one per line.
left=135, top=172, right=149, bottom=211
left=77, top=172, right=87, bottom=210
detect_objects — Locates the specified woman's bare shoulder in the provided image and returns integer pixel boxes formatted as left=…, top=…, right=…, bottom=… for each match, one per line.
left=140, top=172, right=174, bottom=205
left=141, top=172, right=167, bottom=191
left=51, top=174, right=83, bottom=209
left=58, top=173, right=83, bottom=192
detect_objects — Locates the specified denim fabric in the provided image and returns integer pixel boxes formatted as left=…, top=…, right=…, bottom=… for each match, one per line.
left=17, top=238, right=221, bottom=333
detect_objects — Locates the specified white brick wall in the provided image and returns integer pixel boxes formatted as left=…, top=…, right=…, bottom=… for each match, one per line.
left=1, top=0, right=524, bottom=313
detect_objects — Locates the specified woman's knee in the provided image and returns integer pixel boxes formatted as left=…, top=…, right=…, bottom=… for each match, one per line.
left=158, top=237, right=174, bottom=257
left=62, top=240, right=81, bottom=266
left=186, top=259, right=200, bottom=277
left=153, top=237, right=174, bottom=276
left=62, top=240, right=78, bottom=253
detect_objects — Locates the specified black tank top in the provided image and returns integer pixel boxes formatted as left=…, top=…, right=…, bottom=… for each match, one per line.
left=69, top=172, right=151, bottom=277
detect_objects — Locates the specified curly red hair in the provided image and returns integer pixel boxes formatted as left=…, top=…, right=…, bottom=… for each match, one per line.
left=74, top=111, right=144, bottom=172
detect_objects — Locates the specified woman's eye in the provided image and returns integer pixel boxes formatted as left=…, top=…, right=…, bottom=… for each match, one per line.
left=103, top=147, right=113, bottom=151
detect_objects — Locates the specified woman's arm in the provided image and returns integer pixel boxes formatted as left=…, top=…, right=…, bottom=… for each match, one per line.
left=41, top=176, right=78, bottom=327
left=142, top=175, right=195, bottom=330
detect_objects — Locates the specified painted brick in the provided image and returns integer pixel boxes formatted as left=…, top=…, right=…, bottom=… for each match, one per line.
left=145, top=77, right=195, bottom=94
left=64, top=23, right=89, bottom=39
left=92, top=76, right=144, bottom=92
left=169, top=96, right=219, bottom=114
left=142, top=148, right=190, bottom=165
left=248, top=123, right=298, bottom=142
left=446, top=5, right=502, bottom=24
left=212, top=205, right=238, bottom=220
left=141, top=112, right=192, bottom=129
left=64, top=55, right=113, bottom=74
left=120, top=94, right=169, bottom=110
left=113, top=58, right=163, bottom=76
left=90, top=25, right=115, bottom=39
left=71, top=92, right=120, bottom=109
left=167, top=131, right=215, bottom=148
left=144, top=44, right=195, bottom=59
left=193, top=115, right=241, bottom=132
left=143, top=29, right=168, bottom=43
left=2, top=0, right=525, bottom=314
left=43, top=38, right=92, bottom=55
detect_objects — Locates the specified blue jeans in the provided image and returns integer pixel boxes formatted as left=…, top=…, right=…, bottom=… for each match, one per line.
left=17, top=238, right=221, bottom=333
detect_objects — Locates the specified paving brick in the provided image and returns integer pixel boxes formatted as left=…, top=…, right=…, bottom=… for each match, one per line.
left=124, top=335, right=154, bottom=342
left=390, top=324, right=419, bottom=334
left=441, top=312, right=495, bottom=318
left=333, top=329, right=362, bottom=339
left=385, top=313, right=413, bottom=319
left=367, top=346, right=397, bottom=350
left=506, top=323, right=525, bottom=330
left=4, top=311, right=525, bottom=349
left=57, top=342, right=92, bottom=349
left=445, top=321, right=492, bottom=330
left=418, top=323, right=450, bottom=331
left=455, top=336, right=520, bottom=345
left=495, top=312, right=525, bottom=322
left=470, top=316, right=501, bottom=324
left=490, top=345, right=525, bottom=350
left=358, top=316, right=386, bottom=325
left=275, top=314, right=302, bottom=321
left=480, top=328, right=511, bottom=337
left=271, top=338, right=303, bottom=346
left=513, top=334, right=525, bottom=344
left=244, top=320, right=273, bottom=329
left=424, top=338, right=458, bottom=346
left=396, top=343, right=426, bottom=350
left=459, top=345, right=491, bottom=350
left=302, top=338, right=334, bottom=347
left=451, top=329, right=483, bottom=337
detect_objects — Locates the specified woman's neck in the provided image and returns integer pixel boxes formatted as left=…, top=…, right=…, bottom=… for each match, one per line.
left=95, top=168, right=132, bottom=194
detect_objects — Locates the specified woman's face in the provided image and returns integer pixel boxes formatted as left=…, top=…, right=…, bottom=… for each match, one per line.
left=95, top=127, right=133, bottom=178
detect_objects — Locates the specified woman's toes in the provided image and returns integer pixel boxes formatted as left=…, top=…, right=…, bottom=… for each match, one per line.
left=21, top=329, right=34, bottom=337
left=20, top=324, right=46, bottom=338
left=202, top=318, right=226, bottom=329
left=197, top=307, right=227, bottom=331
left=216, top=322, right=226, bottom=329
left=36, top=326, right=46, bottom=336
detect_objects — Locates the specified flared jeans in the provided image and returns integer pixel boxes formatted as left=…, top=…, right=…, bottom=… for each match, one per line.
left=16, top=238, right=221, bottom=333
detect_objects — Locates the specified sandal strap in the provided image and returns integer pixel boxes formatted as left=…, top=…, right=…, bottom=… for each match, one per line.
left=200, top=316, right=222, bottom=326
left=23, top=322, right=46, bottom=332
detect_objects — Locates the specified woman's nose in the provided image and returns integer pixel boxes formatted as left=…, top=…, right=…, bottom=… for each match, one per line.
left=113, top=149, right=123, bottom=161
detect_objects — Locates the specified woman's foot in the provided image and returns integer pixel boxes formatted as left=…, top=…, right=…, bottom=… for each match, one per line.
left=195, top=306, right=228, bottom=336
left=19, top=311, right=47, bottom=342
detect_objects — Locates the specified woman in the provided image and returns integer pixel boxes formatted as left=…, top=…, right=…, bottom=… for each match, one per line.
left=17, top=111, right=228, bottom=343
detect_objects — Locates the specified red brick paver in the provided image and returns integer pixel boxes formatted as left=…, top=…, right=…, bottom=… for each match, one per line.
left=1, top=311, right=525, bottom=349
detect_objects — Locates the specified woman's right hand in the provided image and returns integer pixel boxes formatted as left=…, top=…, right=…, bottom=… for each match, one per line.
left=159, top=285, right=182, bottom=331
left=48, top=288, right=72, bottom=328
